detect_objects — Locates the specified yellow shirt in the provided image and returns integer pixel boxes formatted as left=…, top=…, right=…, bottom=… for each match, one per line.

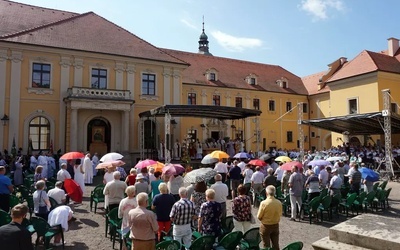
left=257, top=196, right=282, bottom=225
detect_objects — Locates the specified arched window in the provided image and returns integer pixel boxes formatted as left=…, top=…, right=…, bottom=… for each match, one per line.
left=29, top=116, right=50, bottom=150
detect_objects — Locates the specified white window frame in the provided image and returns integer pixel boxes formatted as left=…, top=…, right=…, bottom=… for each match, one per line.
left=28, top=60, right=54, bottom=94
left=206, top=68, right=218, bottom=81
left=269, top=99, right=275, bottom=111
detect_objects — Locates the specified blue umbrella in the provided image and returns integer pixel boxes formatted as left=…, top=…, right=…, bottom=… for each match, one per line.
left=359, top=167, right=380, bottom=182
left=234, top=152, right=251, bottom=159
left=307, top=159, right=331, bottom=167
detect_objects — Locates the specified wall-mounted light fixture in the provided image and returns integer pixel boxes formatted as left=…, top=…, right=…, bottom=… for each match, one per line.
left=200, top=124, right=206, bottom=128
left=231, top=125, right=236, bottom=129
left=1, top=114, right=9, bottom=126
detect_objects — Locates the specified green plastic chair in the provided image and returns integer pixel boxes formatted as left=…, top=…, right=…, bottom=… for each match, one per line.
left=220, top=215, right=234, bottom=236
left=353, top=192, right=366, bottom=214
left=372, top=182, right=380, bottom=192
left=21, top=218, right=36, bottom=235
left=302, top=196, right=320, bottom=224
left=213, top=231, right=243, bottom=250
left=31, top=216, right=64, bottom=249
left=15, top=185, right=31, bottom=202
left=362, top=190, right=376, bottom=212
left=189, top=235, right=216, bottom=250
left=9, top=194, right=20, bottom=209
left=330, top=193, right=341, bottom=217
left=378, top=180, right=388, bottom=190
left=156, top=240, right=181, bottom=250
left=282, top=195, right=291, bottom=217
left=90, top=184, right=105, bottom=213
left=282, top=241, right=303, bottom=250
left=240, top=227, right=261, bottom=250
left=385, top=188, right=392, bottom=207
left=339, top=193, right=357, bottom=216
left=372, top=189, right=387, bottom=211
left=105, top=207, right=121, bottom=239
left=319, top=189, right=328, bottom=199
left=48, top=197, right=61, bottom=211
left=0, top=209, right=11, bottom=226
left=318, top=195, right=332, bottom=221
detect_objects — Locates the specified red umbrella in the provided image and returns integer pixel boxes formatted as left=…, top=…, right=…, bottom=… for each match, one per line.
left=162, top=164, right=185, bottom=175
left=64, top=179, right=83, bottom=203
left=248, top=159, right=267, bottom=166
left=60, top=151, right=84, bottom=160
left=281, top=161, right=303, bottom=171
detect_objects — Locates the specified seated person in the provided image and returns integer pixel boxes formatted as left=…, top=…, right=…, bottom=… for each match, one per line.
left=48, top=205, right=74, bottom=246
left=48, top=181, right=67, bottom=205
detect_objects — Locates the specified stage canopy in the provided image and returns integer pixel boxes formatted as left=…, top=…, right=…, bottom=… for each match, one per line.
left=139, top=105, right=262, bottom=119
left=302, top=111, right=400, bottom=135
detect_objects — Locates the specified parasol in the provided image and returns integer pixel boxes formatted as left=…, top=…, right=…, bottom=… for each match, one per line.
left=275, top=156, right=292, bottom=163
left=96, top=160, right=125, bottom=170
left=163, top=163, right=186, bottom=176
left=60, top=152, right=85, bottom=160
left=307, top=159, right=331, bottom=167
left=248, top=159, right=267, bottom=167
left=183, top=168, right=217, bottom=185
left=281, top=161, right=303, bottom=171
left=259, top=153, right=272, bottom=162
left=234, top=152, right=251, bottom=159
left=359, top=167, right=380, bottom=182
left=209, top=150, right=230, bottom=160
left=64, top=179, right=83, bottom=203
left=148, top=161, right=165, bottom=172
left=135, top=159, right=157, bottom=169
left=100, top=152, right=124, bottom=162
left=326, top=156, right=344, bottom=162
left=201, top=154, right=219, bottom=165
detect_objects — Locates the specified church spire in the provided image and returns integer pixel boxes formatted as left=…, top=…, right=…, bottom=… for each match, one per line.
left=198, top=16, right=212, bottom=55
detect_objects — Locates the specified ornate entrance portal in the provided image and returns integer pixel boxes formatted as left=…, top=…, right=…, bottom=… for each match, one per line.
left=87, top=118, right=111, bottom=156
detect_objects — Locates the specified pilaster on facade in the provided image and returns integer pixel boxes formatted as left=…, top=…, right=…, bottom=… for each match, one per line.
left=115, top=62, right=125, bottom=90
left=126, top=64, right=135, bottom=98
left=163, top=68, right=172, bottom=105
left=0, top=49, right=8, bottom=150
left=59, top=56, right=72, bottom=153
left=73, top=58, right=84, bottom=87
left=9, top=50, right=23, bottom=149
left=69, top=108, right=78, bottom=151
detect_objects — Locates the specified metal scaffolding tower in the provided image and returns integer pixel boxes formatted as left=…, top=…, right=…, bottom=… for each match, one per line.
left=164, top=112, right=172, bottom=164
left=297, top=102, right=304, bottom=161
left=382, top=89, right=394, bottom=177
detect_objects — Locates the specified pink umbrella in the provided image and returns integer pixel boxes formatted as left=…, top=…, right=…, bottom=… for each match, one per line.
left=135, top=159, right=157, bottom=169
left=162, top=164, right=186, bottom=175
left=96, top=160, right=125, bottom=170
left=248, top=159, right=267, bottom=167
left=281, top=161, right=303, bottom=171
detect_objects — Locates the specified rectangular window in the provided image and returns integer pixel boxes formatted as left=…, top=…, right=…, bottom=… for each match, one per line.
left=91, top=68, right=107, bottom=89
left=250, top=78, right=256, bottom=85
left=142, top=73, right=156, bottom=95
left=303, top=103, right=308, bottom=113
left=213, top=95, right=220, bottom=106
left=349, top=98, right=358, bottom=114
left=287, top=131, right=293, bottom=142
left=188, top=93, right=196, bottom=105
left=235, top=97, right=242, bottom=108
left=210, top=73, right=215, bottom=81
left=253, top=98, right=260, bottom=110
left=269, top=100, right=275, bottom=111
left=311, top=132, right=315, bottom=138
left=286, top=101, right=292, bottom=112
left=391, top=103, right=398, bottom=114
left=32, top=63, right=51, bottom=88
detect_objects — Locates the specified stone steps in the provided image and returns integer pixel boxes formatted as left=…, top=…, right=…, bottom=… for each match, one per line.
left=312, top=237, right=372, bottom=250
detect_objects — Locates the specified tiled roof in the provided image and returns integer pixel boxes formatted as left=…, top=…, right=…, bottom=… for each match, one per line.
left=0, top=0, right=78, bottom=37
left=301, top=71, right=330, bottom=95
left=162, top=49, right=308, bottom=95
left=0, top=2, right=187, bottom=65
left=327, top=50, right=400, bottom=83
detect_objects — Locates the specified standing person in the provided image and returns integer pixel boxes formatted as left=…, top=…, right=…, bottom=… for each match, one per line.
left=56, top=163, right=71, bottom=182
left=251, top=166, right=265, bottom=206
left=168, top=174, right=184, bottom=201
left=263, top=168, right=277, bottom=188
left=348, top=162, right=362, bottom=194
left=104, top=171, right=127, bottom=211
left=329, top=168, right=343, bottom=196
left=125, top=168, right=137, bottom=186
left=228, top=160, right=242, bottom=199
left=232, top=184, right=252, bottom=234
left=198, top=189, right=221, bottom=236
left=210, top=174, right=229, bottom=221
left=103, top=167, right=115, bottom=184
left=170, top=187, right=196, bottom=249
left=242, top=164, right=253, bottom=194
left=152, top=183, right=175, bottom=242
left=318, top=165, right=329, bottom=188
left=34, top=165, right=46, bottom=185
left=118, top=186, right=137, bottom=234
left=0, top=204, right=33, bottom=250
left=66, top=160, right=74, bottom=180
left=0, top=166, right=13, bottom=212
left=32, top=180, right=50, bottom=220
left=13, top=157, right=24, bottom=186
left=30, top=153, right=38, bottom=171
left=257, top=185, right=282, bottom=250
left=274, top=163, right=284, bottom=187
left=128, top=193, right=158, bottom=250
left=73, top=159, right=85, bottom=194
left=92, top=152, right=99, bottom=177
left=190, top=179, right=207, bottom=229
left=288, top=166, right=303, bottom=221
left=37, top=151, right=48, bottom=179
left=134, top=174, right=149, bottom=194
left=214, top=160, right=228, bottom=183
left=83, top=152, right=93, bottom=185
left=150, top=171, right=163, bottom=198
left=304, top=171, right=320, bottom=202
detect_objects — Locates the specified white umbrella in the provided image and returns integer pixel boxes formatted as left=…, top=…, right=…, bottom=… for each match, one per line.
left=100, top=152, right=124, bottom=162
left=184, top=168, right=217, bottom=185
left=201, top=154, right=219, bottom=165
left=326, top=156, right=344, bottom=162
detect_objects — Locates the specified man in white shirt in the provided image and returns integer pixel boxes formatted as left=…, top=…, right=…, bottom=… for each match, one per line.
left=251, top=166, right=265, bottom=207
left=210, top=174, right=229, bottom=220
left=237, top=160, right=246, bottom=173
left=37, top=151, right=48, bottom=179
left=103, top=171, right=127, bottom=211
left=318, top=166, right=329, bottom=188
left=48, top=181, right=66, bottom=205
left=57, top=163, right=71, bottom=182
left=214, top=160, right=228, bottom=182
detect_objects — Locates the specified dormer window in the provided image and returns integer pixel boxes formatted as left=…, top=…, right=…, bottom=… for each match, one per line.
left=276, top=77, right=289, bottom=88
left=246, top=74, right=258, bottom=85
left=205, top=68, right=218, bottom=81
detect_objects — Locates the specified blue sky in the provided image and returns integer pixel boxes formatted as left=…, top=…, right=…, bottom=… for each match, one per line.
left=13, top=0, right=400, bottom=77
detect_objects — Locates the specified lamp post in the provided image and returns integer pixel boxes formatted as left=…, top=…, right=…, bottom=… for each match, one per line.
left=1, top=114, right=9, bottom=126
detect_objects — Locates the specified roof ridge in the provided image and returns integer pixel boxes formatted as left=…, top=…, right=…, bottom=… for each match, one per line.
left=0, top=11, right=91, bottom=39
left=90, top=13, right=189, bottom=65
left=2, top=0, right=79, bottom=15
left=363, top=50, right=379, bottom=71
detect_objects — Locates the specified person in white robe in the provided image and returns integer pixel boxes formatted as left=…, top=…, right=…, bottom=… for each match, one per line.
left=92, top=152, right=99, bottom=176
left=37, top=151, right=48, bottom=179
left=83, top=153, right=93, bottom=184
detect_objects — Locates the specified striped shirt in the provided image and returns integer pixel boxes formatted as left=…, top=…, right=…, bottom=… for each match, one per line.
left=349, top=170, right=362, bottom=184
left=169, top=198, right=195, bottom=225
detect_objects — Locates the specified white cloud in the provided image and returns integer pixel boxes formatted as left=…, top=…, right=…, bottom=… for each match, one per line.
left=180, top=18, right=197, bottom=30
left=300, top=0, right=344, bottom=20
left=210, top=30, right=263, bottom=52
